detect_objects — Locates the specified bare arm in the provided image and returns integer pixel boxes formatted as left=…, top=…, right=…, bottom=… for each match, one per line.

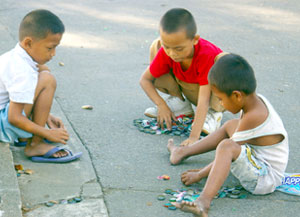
left=180, top=85, right=211, bottom=146
left=47, top=113, right=65, bottom=129
left=139, top=67, right=176, bottom=130
left=8, top=102, right=69, bottom=144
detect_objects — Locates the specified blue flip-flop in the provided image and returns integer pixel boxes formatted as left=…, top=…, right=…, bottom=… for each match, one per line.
left=30, top=146, right=82, bottom=163
left=14, top=141, right=28, bottom=147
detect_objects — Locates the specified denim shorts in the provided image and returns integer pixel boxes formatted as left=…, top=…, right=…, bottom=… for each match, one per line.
left=0, top=103, right=32, bottom=143
left=231, top=145, right=269, bottom=193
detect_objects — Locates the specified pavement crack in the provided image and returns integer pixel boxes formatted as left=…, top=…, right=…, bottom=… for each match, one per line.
left=54, top=98, right=109, bottom=205
left=103, top=187, right=162, bottom=194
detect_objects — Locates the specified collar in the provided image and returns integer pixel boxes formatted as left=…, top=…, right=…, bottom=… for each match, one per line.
left=14, top=43, right=39, bottom=71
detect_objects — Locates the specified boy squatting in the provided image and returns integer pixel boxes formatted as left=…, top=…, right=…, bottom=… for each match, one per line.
left=140, top=8, right=227, bottom=147
left=0, top=9, right=82, bottom=163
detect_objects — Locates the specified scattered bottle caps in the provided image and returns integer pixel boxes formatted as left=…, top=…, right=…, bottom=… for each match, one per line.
left=146, top=202, right=153, bottom=206
left=158, top=185, right=248, bottom=212
left=142, top=120, right=150, bottom=128
left=45, top=202, right=55, bottom=207
left=67, top=198, right=77, bottom=204
left=169, top=197, right=176, bottom=202
left=24, top=169, right=34, bottom=175
left=165, top=189, right=173, bottom=194
left=157, top=195, right=166, bottom=201
left=162, top=175, right=170, bottom=180
left=231, top=189, right=241, bottom=195
left=44, top=197, right=82, bottom=207
left=81, top=105, right=93, bottom=110
left=14, top=164, right=24, bottom=171
left=163, top=203, right=172, bottom=208
left=168, top=206, right=177, bottom=210
left=21, top=206, right=31, bottom=212
left=157, top=175, right=170, bottom=180
left=74, top=197, right=82, bottom=203
left=59, top=199, right=68, bottom=204
left=14, top=164, right=34, bottom=177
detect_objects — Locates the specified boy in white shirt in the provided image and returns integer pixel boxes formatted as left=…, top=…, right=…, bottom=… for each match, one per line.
left=0, top=9, right=82, bottom=163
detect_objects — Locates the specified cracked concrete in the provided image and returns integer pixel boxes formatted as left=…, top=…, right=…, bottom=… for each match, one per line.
left=9, top=99, right=109, bottom=216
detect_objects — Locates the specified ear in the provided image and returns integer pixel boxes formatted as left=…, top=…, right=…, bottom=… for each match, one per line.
left=21, top=37, right=34, bottom=49
left=231, top=90, right=243, bottom=102
left=193, top=34, right=200, bottom=45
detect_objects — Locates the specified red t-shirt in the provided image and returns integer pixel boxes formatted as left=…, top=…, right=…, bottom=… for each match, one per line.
left=150, top=38, right=222, bottom=85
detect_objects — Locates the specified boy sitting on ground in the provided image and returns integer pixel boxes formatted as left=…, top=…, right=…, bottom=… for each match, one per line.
left=0, top=9, right=82, bottom=163
left=140, top=8, right=226, bottom=146
left=168, top=54, right=289, bottom=216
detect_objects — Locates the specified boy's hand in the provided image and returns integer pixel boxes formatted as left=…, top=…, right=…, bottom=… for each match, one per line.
left=180, top=137, right=198, bottom=146
left=46, top=128, right=69, bottom=144
left=37, top=64, right=50, bottom=73
left=47, top=114, right=65, bottom=129
left=157, top=104, right=176, bottom=130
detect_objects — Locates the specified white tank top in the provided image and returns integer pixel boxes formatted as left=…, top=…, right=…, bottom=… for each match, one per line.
left=231, top=94, right=289, bottom=194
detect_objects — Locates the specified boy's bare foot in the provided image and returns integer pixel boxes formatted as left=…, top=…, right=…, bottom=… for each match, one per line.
left=172, top=200, right=209, bottom=217
left=24, top=140, right=67, bottom=158
left=167, top=139, right=187, bottom=165
left=181, top=168, right=203, bottom=185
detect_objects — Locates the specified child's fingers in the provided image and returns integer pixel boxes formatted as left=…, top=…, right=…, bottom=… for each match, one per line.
left=60, top=122, right=65, bottom=129
left=62, top=135, right=69, bottom=141
left=165, top=117, right=172, bottom=130
left=157, top=117, right=164, bottom=130
left=59, top=139, right=67, bottom=144
left=61, top=131, right=69, bottom=141
left=171, top=113, right=177, bottom=122
left=57, top=119, right=65, bottom=129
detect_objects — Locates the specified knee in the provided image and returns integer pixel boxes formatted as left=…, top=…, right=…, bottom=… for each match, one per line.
left=216, top=139, right=237, bottom=154
left=38, top=71, right=57, bottom=89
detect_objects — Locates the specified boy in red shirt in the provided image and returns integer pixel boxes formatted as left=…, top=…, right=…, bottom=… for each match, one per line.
left=140, top=8, right=226, bottom=146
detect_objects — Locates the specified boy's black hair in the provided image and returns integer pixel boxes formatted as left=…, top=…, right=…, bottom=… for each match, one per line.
left=208, top=53, right=256, bottom=96
left=19, top=9, right=65, bottom=41
left=160, top=8, right=196, bottom=40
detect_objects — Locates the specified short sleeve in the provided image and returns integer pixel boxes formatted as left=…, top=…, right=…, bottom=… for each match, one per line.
left=5, top=61, right=38, bottom=104
left=197, top=55, right=216, bottom=85
left=196, top=40, right=222, bottom=85
left=149, top=47, right=172, bottom=78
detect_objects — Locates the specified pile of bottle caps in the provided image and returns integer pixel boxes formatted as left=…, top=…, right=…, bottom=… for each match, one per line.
left=133, top=115, right=194, bottom=137
left=157, top=185, right=248, bottom=211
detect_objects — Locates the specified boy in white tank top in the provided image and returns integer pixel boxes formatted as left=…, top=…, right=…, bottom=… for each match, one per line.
left=167, top=53, right=289, bottom=216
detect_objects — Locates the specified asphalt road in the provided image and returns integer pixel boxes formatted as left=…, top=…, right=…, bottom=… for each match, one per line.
left=1, top=0, right=300, bottom=216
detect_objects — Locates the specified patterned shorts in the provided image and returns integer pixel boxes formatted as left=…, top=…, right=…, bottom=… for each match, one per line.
left=231, top=145, right=268, bottom=193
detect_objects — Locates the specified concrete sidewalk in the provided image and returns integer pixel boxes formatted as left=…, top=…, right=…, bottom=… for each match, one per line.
left=0, top=144, right=22, bottom=217
left=0, top=99, right=109, bottom=217
left=1, top=0, right=300, bottom=216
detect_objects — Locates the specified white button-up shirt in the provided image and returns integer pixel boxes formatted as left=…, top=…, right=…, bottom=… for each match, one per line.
left=0, top=43, right=39, bottom=110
